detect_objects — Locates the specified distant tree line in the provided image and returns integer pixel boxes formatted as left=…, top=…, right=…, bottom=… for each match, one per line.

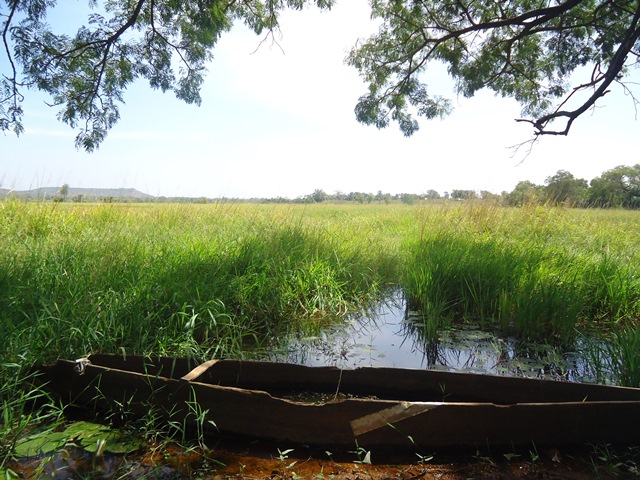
left=503, top=165, right=640, bottom=208
left=294, top=164, right=640, bottom=209
left=5, top=165, right=639, bottom=208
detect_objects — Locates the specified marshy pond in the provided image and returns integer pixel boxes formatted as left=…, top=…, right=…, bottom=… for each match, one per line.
left=254, top=290, right=599, bottom=384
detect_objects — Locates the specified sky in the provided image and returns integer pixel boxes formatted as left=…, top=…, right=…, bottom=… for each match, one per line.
left=1, top=0, right=639, bottom=199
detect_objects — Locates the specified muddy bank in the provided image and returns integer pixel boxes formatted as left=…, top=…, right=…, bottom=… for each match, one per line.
left=7, top=442, right=639, bottom=479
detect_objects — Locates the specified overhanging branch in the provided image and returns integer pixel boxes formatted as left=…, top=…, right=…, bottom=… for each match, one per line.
left=1, top=0, right=23, bottom=133
left=520, top=3, right=640, bottom=136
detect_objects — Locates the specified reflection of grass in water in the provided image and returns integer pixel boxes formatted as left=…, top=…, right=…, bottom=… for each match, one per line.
left=262, top=285, right=632, bottom=386
left=582, top=326, right=640, bottom=387
left=404, top=296, right=454, bottom=343
left=401, top=321, right=590, bottom=381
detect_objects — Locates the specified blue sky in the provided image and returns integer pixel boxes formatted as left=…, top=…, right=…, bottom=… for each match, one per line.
left=1, top=0, right=638, bottom=198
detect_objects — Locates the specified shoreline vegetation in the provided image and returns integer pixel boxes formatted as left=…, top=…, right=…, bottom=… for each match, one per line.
left=2, top=164, right=640, bottom=209
left=1, top=200, right=639, bottom=473
left=2, top=200, right=638, bottom=381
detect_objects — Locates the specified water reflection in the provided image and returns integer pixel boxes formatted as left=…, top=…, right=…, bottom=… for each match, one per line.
left=255, top=290, right=596, bottom=383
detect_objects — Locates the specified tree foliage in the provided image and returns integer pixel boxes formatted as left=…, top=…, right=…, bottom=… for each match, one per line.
left=347, top=0, right=640, bottom=138
left=2, top=1, right=639, bottom=150
left=504, top=180, right=544, bottom=206
left=451, top=189, right=477, bottom=200
left=588, top=164, right=640, bottom=207
left=59, top=183, right=69, bottom=201
left=1, top=0, right=333, bottom=151
left=545, top=169, right=588, bottom=205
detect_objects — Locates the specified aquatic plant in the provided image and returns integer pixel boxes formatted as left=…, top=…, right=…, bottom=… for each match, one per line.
left=403, top=204, right=640, bottom=341
left=582, top=326, right=640, bottom=388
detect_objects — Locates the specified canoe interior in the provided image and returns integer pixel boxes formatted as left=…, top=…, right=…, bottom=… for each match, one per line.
left=81, top=354, right=640, bottom=404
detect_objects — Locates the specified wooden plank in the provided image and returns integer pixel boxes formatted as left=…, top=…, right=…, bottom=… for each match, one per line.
left=180, top=359, right=219, bottom=382
left=350, top=402, right=439, bottom=436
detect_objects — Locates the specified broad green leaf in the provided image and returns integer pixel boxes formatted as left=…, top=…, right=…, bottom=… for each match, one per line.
left=79, top=430, right=142, bottom=454
left=13, top=431, right=68, bottom=457
left=64, top=421, right=142, bottom=454
left=13, top=421, right=142, bottom=458
left=62, top=420, right=108, bottom=439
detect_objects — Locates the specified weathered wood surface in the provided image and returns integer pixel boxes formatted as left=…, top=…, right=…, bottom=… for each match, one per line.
left=38, top=355, right=640, bottom=448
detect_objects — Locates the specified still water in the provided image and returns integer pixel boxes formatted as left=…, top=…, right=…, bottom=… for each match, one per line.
left=256, top=290, right=596, bottom=383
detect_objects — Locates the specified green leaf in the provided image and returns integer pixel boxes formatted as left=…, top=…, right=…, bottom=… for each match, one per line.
left=13, top=431, right=68, bottom=457
left=0, top=468, right=20, bottom=479
left=61, top=420, right=105, bottom=438
left=80, top=429, right=141, bottom=454
left=13, top=422, right=143, bottom=458
left=64, top=421, right=142, bottom=454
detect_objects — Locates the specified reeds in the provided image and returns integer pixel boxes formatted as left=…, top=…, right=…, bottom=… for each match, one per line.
left=403, top=204, right=640, bottom=342
left=582, top=326, right=640, bottom=387
left=0, top=201, right=408, bottom=464
left=2, top=200, right=638, bottom=369
left=0, top=202, right=403, bottom=368
left=1, top=200, right=639, bottom=463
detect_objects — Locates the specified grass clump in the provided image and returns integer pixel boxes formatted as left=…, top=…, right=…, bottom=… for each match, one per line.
left=582, top=326, right=640, bottom=388
left=2, top=200, right=638, bottom=374
left=2, top=199, right=640, bottom=469
left=0, top=201, right=405, bottom=466
left=0, top=202, right=402, bottom=368
left=403, top=204, right=640, bottom=341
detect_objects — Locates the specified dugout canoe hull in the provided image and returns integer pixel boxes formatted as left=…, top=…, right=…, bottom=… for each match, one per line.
left=38, top=354, right=640, bottom=449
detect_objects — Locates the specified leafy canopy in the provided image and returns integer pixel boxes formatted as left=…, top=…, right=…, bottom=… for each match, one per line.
left=588, top=163, right=640, bottom=207
left=347, top=0, right=640, bottom=138
left=2, top=0, right=639, bottom=150
left=1, top=0, right=333, bottom=151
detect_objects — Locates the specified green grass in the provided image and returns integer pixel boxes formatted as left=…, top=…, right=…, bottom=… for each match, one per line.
left=403, top=204, right=640, bottom=341
left=581, top=326, right=640, bottom=388
left=0, top=201, right=407, bottom=465
left=0, top=202, right=406, bottom=368
left=1, top=200, right=640, bottom=468
left=2, top=200, right=639, bottom=373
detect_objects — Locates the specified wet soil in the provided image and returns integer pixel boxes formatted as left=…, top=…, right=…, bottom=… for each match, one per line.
left=7, top=442, right=639, bottom=479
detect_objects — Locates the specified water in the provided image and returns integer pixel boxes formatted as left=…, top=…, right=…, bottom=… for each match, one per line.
left=256, top=290, right=597, bottom=383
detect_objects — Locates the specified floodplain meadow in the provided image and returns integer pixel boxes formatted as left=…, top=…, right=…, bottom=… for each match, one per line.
left=404, top=204, right=640, bottom=339
left=0, top=201, right=406, bottom=370
left=403, top=203, right=640, bottom=386
left=1, top=200, right=639, bottom=471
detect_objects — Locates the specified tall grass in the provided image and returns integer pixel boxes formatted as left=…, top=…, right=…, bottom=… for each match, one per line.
left=1, top=201, right=409, bottom=462
left=1, top=200, right=639, bottom=462
left=2, top=200, right=638, bottom=370
left=0, top=202, right=405, bottom=369
left=403, top=203, right=640, bottom=341
left=581, top=326, right=640, bottom=388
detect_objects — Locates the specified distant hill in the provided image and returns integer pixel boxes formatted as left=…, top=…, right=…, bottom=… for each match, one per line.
left=0, top=187, right=154, bottom=200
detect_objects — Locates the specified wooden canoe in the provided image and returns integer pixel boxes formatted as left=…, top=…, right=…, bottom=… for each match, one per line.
left=38, top=354, right=640, bottom=449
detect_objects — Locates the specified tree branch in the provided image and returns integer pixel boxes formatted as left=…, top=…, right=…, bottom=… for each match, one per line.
left=378, top=0, right=590, bottom=104
left=522, top=3, right=640, bottom=135
left=1, top=0, right=23, bottom=133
